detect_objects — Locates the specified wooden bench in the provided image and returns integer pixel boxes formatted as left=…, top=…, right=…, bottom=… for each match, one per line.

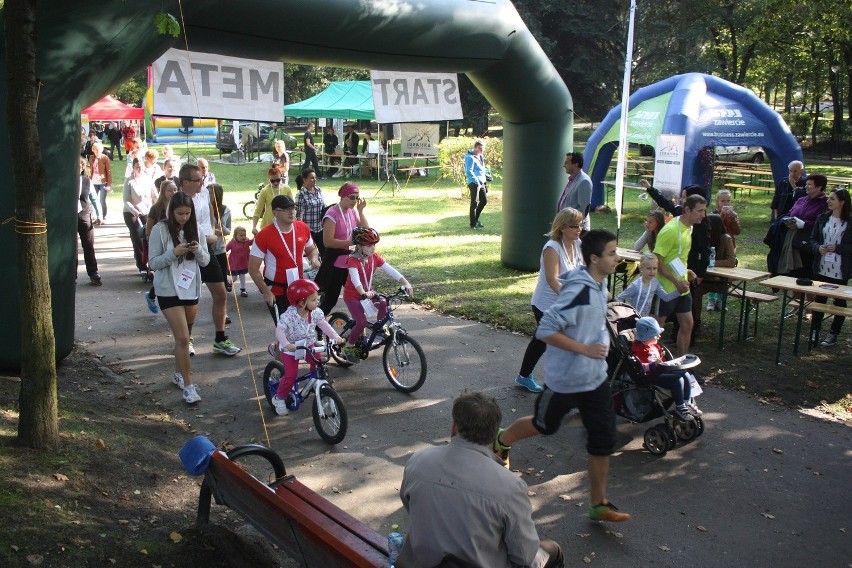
left=197, top=444, right=387, bottom=567
left=727, top=288, right=779, bottom=339
left=397, top=164, right=443, bottom=179
left=804, top=303, right=852, bottom=350
left=723, top=182, right=774, bottom=198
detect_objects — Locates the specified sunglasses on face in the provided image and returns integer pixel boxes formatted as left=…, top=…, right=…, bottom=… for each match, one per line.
left=566, top=224, right=581, bottom=229
left=270, top=179, right=282, bottom=184
left=347, top=194, right=360, bottom=200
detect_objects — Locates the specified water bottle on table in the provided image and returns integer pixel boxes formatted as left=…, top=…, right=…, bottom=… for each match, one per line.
left=388, top=523, right=404, bottom=567
left=708, top=246, right=716, bottom=269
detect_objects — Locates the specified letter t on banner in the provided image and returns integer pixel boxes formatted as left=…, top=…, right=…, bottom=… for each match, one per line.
left=370, top=71, right=464, bottom=123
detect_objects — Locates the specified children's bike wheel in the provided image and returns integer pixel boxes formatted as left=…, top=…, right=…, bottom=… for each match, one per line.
left=312, top=384, right=347, bottom=444
left=242, top=200, right=255, bottom=219
left=383, top=333, right=427, bottom=393
left=326, top=312, right=354, bottom=367
left=262, top=360, right=284, bottom=409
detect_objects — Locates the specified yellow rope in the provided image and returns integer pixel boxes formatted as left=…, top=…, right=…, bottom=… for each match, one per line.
left=1, top=216, right=47, bottom=235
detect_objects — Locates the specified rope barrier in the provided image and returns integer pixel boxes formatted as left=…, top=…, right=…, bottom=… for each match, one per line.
left=1, top=216, right=48, bottom=235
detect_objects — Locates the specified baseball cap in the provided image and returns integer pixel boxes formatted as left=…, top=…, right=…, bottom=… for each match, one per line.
left=271, top=195, right=296, bottom=210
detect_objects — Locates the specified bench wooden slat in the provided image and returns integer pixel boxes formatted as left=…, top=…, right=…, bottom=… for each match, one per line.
left=728, top=289, right=779, bottom=303
left=804, top=304, right=852, bottom=317
left=202, top=451, right=387, bottom=568
left=724, top=182, right=773, bottom=192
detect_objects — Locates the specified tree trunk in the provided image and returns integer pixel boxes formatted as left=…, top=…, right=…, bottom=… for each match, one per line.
left=4, top=0, right=60, bottom=448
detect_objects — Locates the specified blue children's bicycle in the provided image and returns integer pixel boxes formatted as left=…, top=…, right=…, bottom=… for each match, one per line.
left=324, top=287, right=427, bottom=393
left=262, top=344, right=348, bottom=444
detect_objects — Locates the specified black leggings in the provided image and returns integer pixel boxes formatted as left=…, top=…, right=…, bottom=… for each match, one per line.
left=518, top=306, right=545, bottom=378
left=318, top=266, right=348, bottom=316
left=812, top=275, right=848, bottom=335
left=468, top=182, right=487, bottom=226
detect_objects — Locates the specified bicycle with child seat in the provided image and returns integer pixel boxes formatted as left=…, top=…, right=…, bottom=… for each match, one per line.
left=324, top=287, right=427, bottom=394
left=262, top=343, right=348, bottom=444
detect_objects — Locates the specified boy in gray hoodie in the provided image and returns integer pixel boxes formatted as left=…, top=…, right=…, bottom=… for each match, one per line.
left=493, top=229, right=631, bottom=523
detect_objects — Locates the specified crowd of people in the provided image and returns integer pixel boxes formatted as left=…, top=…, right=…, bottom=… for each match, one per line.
left=77, top=129, right=852, bottom=566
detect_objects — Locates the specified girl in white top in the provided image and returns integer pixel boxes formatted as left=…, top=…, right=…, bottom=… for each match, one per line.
left=517, top=208, right=585, bottom=392
left=616, top=253, right=679, bottom=318
left=148, top=192, right=209, bottom=404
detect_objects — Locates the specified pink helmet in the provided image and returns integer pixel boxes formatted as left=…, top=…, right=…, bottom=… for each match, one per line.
left=286, top=278, right=319, bottom=306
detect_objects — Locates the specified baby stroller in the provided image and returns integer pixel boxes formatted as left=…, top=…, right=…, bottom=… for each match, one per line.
left=606, top=302, right=705, bottom=456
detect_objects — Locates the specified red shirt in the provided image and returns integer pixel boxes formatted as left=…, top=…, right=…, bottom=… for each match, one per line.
left=250, top=220, right=312, bottom=295
left=343, top=253, right=386, bottom=300
left=631, top=341, right=665, bottom=373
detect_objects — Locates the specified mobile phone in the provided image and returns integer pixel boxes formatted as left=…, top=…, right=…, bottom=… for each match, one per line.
left=819, top=284, right=839, bottom=290
left=188, top=241, right=198, bottom=246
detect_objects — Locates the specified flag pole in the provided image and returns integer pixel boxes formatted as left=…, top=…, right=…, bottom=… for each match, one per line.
left=614, top=0, right=637, bottom=231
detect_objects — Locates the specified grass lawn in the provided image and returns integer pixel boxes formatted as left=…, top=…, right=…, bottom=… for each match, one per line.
left=104, top=147, right=852, bottom=414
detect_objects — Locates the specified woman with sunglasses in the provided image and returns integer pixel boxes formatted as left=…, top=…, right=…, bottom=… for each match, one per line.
left=316, top=182, right=370, bottom=316
left=513, top=207, right=585, bottom=393
left=252, top=166, right=293, bottom=235
left=148, top=192, right=210, bottom=404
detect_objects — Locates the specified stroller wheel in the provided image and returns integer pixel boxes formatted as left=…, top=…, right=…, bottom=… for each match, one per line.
left=643, top=424, right=670, bottom=456
left=674, top=419, right=698, bottom=442
left=664, top=423, right=677, bottom=450
left=694, top=416, right=705, bottom=438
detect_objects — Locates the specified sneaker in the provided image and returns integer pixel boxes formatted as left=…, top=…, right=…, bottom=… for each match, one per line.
left=212, top=338, right=241, bottom=356
left=588, top=501, right=631, bottom=522
left=145, top=292, right=159, bottom=314
left=188, top=339, right=195, bottom=357
left=342, top=345, right=361, bottom=363
left=820, top=333, right=838, bottom=347
left=515, top=374, right=544, bottom=393
left=705, top=300, right=716, bottom=312
left=225, top=315, right=232, bottom=325
left=182, top=384, right=201, bottom=404
left=687, top=399, right=703, bottom=416
left=493, top=428, right=511, bottom=469
left=225, top=281, right=233, bottom=292
left=271, top=395, right=290, bottom=416
left=89, top=273, right=102, bottom=286
left=674, top=405, right=695, bottom=422
left=475, top=221, right=484, bottom=229
left=172, top=372, right=185, bottom=389
left=240, top=289, right=248, bottom=298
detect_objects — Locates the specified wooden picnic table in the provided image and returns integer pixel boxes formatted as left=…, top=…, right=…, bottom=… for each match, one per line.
left=704, top=266, right=771, bottom=349
left=759, top=275, right=852, bottom=364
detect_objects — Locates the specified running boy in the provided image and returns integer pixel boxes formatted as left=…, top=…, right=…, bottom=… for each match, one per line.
left=341, top=227, right=413, bottom=363
left=271, top=279, right=343, bottom=416
left=493, top=229, right=631, bottom=523
left=616, top=253, right=679, bottom=317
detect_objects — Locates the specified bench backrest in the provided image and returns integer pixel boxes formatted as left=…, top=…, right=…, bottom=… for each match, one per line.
left=202, top=451, right=387, bottom=567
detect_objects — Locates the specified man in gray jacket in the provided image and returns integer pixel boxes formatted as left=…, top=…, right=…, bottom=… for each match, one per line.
left=557, top=152, right=593, bottom=230
left=493, top=230, right=630, bottom=523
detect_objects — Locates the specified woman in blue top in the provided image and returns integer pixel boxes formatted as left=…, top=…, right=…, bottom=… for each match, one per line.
left=514, top=208, right=585, bottom=392
left=464, top=140, right=488, bottom=229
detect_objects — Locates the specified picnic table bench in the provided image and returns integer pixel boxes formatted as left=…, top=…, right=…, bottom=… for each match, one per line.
left=197, top=444, right=388, bottom=567
left=723, top=182, right=774, bottom=198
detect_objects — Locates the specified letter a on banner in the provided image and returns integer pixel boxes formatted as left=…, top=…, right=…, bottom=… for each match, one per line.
left=152, top=48, right=284, bottom=121
left=370, top=70, right=464, bottom=123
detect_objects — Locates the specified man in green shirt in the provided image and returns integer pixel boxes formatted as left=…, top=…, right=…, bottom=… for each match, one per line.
left=654, top=194, right=707, bottom=355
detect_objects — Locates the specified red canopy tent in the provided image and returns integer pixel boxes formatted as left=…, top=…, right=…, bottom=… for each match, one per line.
left=81, top=95, right=144, bottom=120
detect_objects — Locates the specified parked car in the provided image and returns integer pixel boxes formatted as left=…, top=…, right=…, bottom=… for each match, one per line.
left=216, top=121, right=297, bottom=153
left=715, top=145, right=766, bottom=164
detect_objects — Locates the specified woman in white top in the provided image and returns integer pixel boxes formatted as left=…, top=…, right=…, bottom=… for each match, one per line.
left=148, top=192, right=210, bottom=404
left=514, top=207, right=585, bottom=392
left=123, top=158, right=158, bottom=275
left=809, top=188, right=851, bottom=346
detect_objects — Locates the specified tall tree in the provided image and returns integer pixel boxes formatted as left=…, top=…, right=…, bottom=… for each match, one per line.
left=4, top=0, right=59, bottom=448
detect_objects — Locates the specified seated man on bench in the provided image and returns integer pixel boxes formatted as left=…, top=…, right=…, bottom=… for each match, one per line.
left=397, top=392, right=563, bottom=568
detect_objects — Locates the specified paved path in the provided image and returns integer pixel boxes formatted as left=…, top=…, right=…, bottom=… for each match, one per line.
left=75, top=222, right=851, bottom=567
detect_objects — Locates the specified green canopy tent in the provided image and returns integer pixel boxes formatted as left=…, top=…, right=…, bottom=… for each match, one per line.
left=285, top=81, right=374, bottom=119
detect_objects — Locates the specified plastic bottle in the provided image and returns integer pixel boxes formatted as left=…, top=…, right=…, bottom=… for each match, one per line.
left=387, top=524, right=404, bottom=568
left=708, top=246, right=716, bottom=269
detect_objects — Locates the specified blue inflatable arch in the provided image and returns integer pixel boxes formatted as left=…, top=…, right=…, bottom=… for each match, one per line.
left=583, top=73, right=803, bottom=207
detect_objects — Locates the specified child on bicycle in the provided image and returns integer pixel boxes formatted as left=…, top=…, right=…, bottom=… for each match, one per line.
left=342, top=227, right=413, bottom=363
left=272, top=279, right=343, bottom=416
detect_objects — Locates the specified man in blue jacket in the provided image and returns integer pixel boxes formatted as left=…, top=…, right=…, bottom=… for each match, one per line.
left=493, top=229, right=631, bottom=523
left=465, top=140, right=488, bottom=229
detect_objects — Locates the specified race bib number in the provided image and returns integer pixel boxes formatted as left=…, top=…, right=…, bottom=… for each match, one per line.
left=669, top=257, right=687, bottom=278
left=177, top=268, right=196, bottom=290
left=286, top=267, right=300, bottom=285
left=360, top=298, right=379, bottom=319
left=825, top=252, right=838, bottom=264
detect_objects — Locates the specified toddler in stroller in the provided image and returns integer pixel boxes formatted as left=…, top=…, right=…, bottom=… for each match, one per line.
left=606, top=303, right=705, bottom=456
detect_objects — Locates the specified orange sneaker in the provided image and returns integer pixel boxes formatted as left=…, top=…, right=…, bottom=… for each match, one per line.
left=588, top=501, right=631, bottom=522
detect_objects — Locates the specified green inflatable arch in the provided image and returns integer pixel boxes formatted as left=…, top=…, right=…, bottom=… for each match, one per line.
left=0, top=0, right=573, bottom=368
